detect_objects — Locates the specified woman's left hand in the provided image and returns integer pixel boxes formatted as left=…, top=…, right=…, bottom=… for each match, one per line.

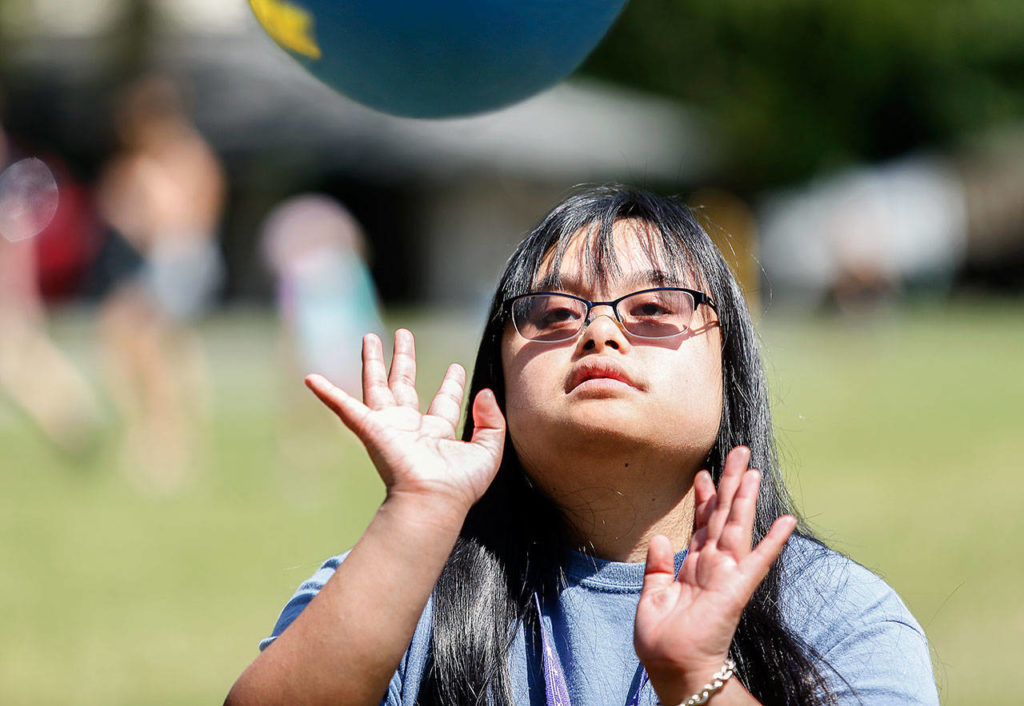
left=633, top=446, right=796, bottom=704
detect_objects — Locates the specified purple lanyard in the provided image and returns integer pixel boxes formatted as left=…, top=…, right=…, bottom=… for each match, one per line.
left=533, top=593, right=649, bottom=706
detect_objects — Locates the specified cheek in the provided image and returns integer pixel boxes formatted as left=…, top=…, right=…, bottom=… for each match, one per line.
left=694, top=347, right=723, bottom=412
left=653, top=342, right=723, bottom=443
left=502, top=354, right=550, bottom=439
left=658, top=370, right=718, bottom=421
left=695, top=346, right=724, bottom=442
left=501, top=339, right=540, bottom=439
left=501, top=340, right=581, bottom=465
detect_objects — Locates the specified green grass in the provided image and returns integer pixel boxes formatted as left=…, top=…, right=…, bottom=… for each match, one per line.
left=762, top=301, right=1024, bottom=704
left=0, top=301, right=1020, bottom=704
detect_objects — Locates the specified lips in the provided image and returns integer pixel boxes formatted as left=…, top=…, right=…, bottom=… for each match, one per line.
left=566, top=359, right=641, bottom=392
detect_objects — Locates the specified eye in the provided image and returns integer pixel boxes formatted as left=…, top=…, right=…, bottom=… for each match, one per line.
left=539, top=304, right=582, bottom=327
left=635, top=302, right=669, bottom=316
left=626, top=295, right=675, bottom=319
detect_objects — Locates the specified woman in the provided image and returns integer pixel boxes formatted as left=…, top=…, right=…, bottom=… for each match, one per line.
left=227, top=186, right=937, bottom=705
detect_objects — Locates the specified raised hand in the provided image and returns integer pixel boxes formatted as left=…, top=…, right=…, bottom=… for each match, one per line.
left=634, top=446, right=796, bottom=704
left=305, top=329, right=506, bottom=513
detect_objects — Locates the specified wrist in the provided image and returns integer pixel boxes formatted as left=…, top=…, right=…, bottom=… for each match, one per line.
left=381, top=487, right=473, bottom=532
left=649, top=657, right=739, bottom=706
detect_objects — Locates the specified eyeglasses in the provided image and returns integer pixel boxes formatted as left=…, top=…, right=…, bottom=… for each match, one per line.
left=505, top=287, right=717, bottom=343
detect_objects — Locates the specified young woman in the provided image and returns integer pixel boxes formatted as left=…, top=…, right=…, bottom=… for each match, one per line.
left=227, top=186, right=937, bottom=705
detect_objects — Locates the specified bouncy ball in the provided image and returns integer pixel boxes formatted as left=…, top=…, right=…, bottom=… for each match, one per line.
left=249, top=0, right=627, bottom=118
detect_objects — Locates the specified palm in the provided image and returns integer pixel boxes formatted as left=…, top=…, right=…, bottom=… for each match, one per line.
left=306, top=330, right=505, bottom=510
left=634, top=447, right=796, bottom=696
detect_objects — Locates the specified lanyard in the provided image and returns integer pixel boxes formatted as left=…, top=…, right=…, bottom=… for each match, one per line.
left=533, top=593, right=649, bottom=706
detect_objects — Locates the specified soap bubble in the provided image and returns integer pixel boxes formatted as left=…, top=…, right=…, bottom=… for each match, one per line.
left=0, top=157, right=60, bottom=243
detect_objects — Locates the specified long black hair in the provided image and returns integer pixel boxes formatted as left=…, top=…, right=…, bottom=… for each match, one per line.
left=420, top=185, right=837, bottom=705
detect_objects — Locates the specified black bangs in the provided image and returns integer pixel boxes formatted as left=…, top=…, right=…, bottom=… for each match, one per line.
left=495, top=185, right=719, bottom=315
left=545, top=219, right=696, bottom=293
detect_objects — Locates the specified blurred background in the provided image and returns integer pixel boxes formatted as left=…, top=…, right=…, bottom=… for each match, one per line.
left=1, top=0, right=1021, bottom=703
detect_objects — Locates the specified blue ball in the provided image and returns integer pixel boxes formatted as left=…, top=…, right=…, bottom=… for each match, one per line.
left=250, top=0, right=627, bottom=118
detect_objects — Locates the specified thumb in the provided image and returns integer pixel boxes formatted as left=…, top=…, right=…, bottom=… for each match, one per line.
left=468, top=388, right=506, bottom=457
left=640, top=534, right=677, bottom=599
left=305, top=373, right=370, bottom=437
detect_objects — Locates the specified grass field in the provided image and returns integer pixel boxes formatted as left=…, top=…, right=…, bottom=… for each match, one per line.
left=1, top=301, right=1021, bottom=704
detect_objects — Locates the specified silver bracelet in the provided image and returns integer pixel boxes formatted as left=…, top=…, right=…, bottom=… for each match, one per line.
left=681, top=658, right=737, bottom=706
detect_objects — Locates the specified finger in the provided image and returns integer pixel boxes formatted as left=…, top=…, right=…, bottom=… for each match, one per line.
left=468, top=388, right=506, bottom=458
left=306, top=374, right=371, bottom=437
left=693, top=470, right=716, bottom=528
left=740, top=514, right=797, bottom=591
left=640, top=534, right=676, bottom=598
left=361, top=334, right=394, bottom=409
left=426, top=363, right=466, bottom=433
left=706, top=446, right=750, bottom=541
left=387, top=329, right=419, bottom=409
left=717, top=469, right=761, bottom=555
left=679, top=525, right=708, bottom=585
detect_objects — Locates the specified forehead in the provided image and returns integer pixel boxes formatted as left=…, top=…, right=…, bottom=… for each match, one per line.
left=534, top=219, right=691, bottom=292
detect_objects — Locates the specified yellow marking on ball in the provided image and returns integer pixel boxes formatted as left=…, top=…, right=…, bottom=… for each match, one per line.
left=250, top=0, right=322, bottom=60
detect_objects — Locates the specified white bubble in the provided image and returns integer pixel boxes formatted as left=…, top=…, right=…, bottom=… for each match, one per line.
left=0, top=158, right=60, bottom=243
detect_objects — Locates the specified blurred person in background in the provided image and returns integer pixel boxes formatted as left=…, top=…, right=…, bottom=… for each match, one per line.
left=260, top=194, right=384, bottom=396
left=0, top=84, right=100, bottom=455
left=260, top=194, right=385, bottom=497
left=94, top=73, right=225, bottom=493
left=758, top=155, right=968, bottom=314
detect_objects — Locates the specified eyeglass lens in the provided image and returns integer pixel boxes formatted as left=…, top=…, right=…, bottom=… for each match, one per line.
left=511, top=290, right=696, bottom=342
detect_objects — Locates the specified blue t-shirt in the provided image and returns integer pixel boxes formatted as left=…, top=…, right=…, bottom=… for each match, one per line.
left=259, top=536, right=938, bottom=704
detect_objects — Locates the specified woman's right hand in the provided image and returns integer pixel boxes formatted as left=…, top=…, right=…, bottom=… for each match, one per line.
left=226, top=330, right=505, bottom=706
left=305, top=329, right=506, bottom=514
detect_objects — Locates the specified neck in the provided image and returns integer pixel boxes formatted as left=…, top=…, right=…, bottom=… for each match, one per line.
left=529, top=451, right=699, bottom=563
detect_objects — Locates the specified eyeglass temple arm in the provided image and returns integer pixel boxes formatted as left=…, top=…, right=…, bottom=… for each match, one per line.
left=694, top=291, right=717, bottom=311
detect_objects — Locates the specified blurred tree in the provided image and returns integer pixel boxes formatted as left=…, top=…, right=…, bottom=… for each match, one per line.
left=583, top=0, right=1024, bottom=190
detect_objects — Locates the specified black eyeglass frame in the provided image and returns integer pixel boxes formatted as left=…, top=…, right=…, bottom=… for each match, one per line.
left=503, top=287, right=718, bottom=342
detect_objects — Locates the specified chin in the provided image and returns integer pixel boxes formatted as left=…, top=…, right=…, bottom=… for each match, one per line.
left=559, top=407, right=658, bottom=446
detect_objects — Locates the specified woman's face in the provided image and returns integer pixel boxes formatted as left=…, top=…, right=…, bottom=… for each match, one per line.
left=501, top=219, right=723, bottom=483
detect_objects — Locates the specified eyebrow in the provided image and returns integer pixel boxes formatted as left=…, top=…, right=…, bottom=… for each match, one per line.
left=532, top=268, right=685, bottom=294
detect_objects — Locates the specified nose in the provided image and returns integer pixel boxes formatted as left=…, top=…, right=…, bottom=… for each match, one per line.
left=578, top=304, right=630, bottom=352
